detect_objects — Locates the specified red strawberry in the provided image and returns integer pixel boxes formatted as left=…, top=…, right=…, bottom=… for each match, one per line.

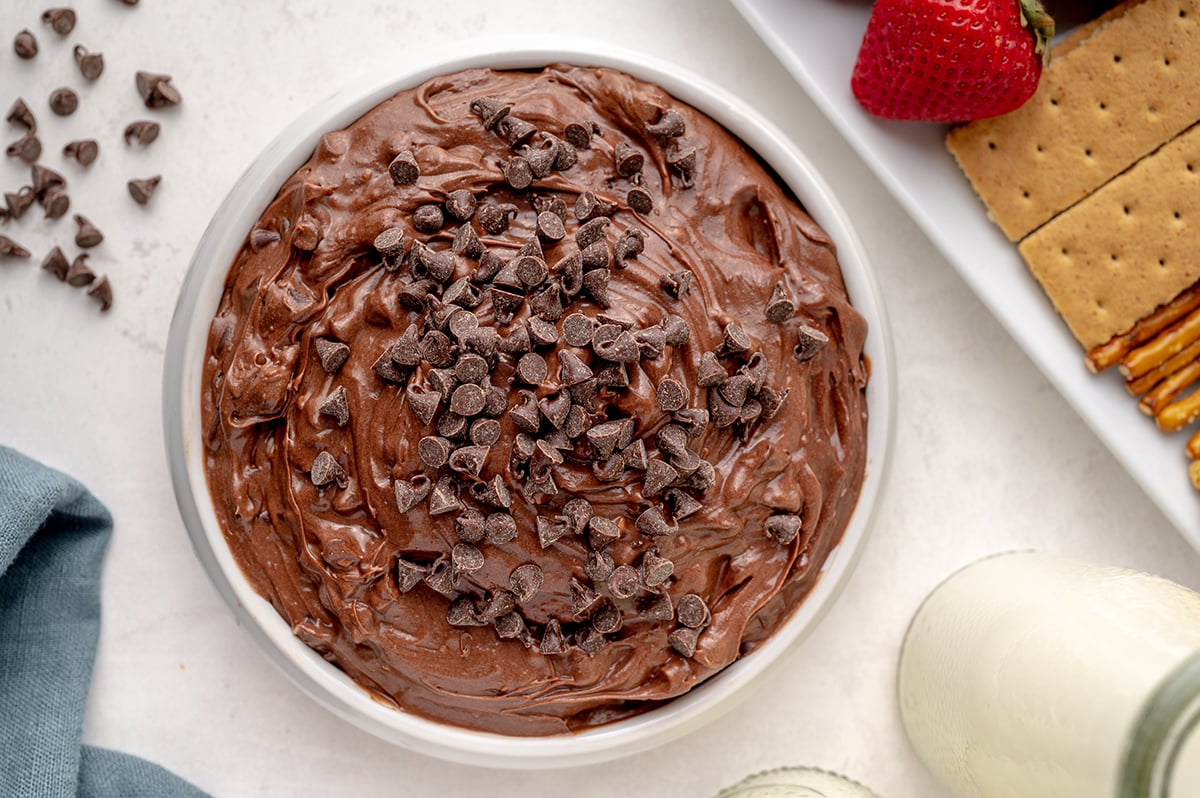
left=851, top=0, right=1055, bottom=123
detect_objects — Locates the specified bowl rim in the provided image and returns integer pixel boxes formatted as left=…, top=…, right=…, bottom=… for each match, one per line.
left=162, top=36, right=896, bottom=770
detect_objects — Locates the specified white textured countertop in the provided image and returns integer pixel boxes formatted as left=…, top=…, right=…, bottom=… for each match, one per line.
left=3, top=1, right=1199, bottom=796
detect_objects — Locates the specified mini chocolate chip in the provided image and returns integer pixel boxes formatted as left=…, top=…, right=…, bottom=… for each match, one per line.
left=561, top=405, right=590, bottom=439
left=417, top=435, right=452, bottom=468
left=563, top=120, right=595, bottom=149
left=476, top=511, right=513, bottom=546
left=49, top=88, right=78, bottom=116
left=494, top=611, right=526, bottom=639
left=718, top=322, right=752, bottom=357
left=14, top=30, right=37, bottom=59
left=615, top=418, right=637, bottom=449
left=594, top=330, right=640, bottom=363
left=7, top=99, right=35, bottom=131
left=73, top=45, right=104, bottom=80
left=425, top=367, right=458, bottom=399
left=588, top=515, right=621, bottom=549
left=86, top=275, right=112, bottom=311
left=578, top=241, right=608, bottom=273
left=436, top=410, right=468, bottom=439
left=513, top=352, right=546, bottom=385
left=504, top=565, right=543, bottom=605
left=40, top=246, right=68, bottom=279
left=451, top=541, right=485, bottom=573
left=696, top=353, right=729, bottom=388
left=643, top=460, right=679, bottom=498
left=619, top=439, right=646, bottom=470
left=528, top=283, right=565, bottom=321
left=30, top=164, right=65, bottom=199
left=646, top=108, right=686, bottom=138
left=490, top=288, right=524, bottom=326
left=568, top=377, right=599, bottom=407
left=660, top=270, right=692, bottom=300
left=250, top=228, right=281, bottom=250
left=540, top=618, right=566, bottom=655
left=583, top=550, right=616, bottom=583
left=592, top=454, right=625, bottom=482
left=463, top=418, right=500, bottom=448
left=758, top=386, right=789, bottom=422
left=374, top=227, right=407, bottom=259
left=558, top=314, right=593, bottom=348
left=124, top=119, right=161, bottom=147
left=676, top=594, right=711, bottom=629
left=613, top=142, right=644, bottom=177
left=476, top=202, right=518, bottom=235
left=499, top=115, right=537, bottom=147
left=499, top=324, right=532, bottom=357
left=469, top=97, right=511, bottom=130
left=627, top=187, right=653, bottom=215
left=719, top=374, right=753, bottom=407
left=685, top=459, right=717, bottom=493
left=655, top=378, right=689, bottom=413
left=559, top=497, right=593, bottom=535
left=537, top=516, right=569, bottom=549
left=420, top=329, right=457, bottom=368
left=591, top=601, right=623, bottom=634
left=527, top=316, right=559, bottom=348
left=482, top=385, right=508, bottom=417
left=740, top=352, right=769, bottom=393
left=412, top=203, right=444, bottom=233
left=515, top=254, right=549, bottom=288
left=0, top=236, right=30, bottom=259
left=388, top=150, right=419, bottom=185
left=635, top=326, right=667, bottom=359
left=62, top=139, right=99, bottom=167
left=310, top=451, right=347, bottom=488
left=708, top=389, right=741, bottom=428
left=669, top=627, right=699, bottom=658
left=442, top=188, right=476, bottom=221
left=641, top=549, right=674, bottom=587
left=535, top=210, right=565, bottom=243
left=444, top=278, right=482, bottom=309
left=553, top=353, right=590, bottom=390
left=570, top=576, right=601, bottom=617
left=449, top=383, right=487, bottom=416
left=448, top=595, right=484, bottom=627
left=637, top=506, right=678, bottom=537
left=511, top=391, right=542, bottom=434
left=574, top=191, right=617, bottom=221
left=402, top=387, right=439, bottom=428
left=614, top=228, right=645, bottom=262
left=641, top=592, right=674, bottom=621
left=318, top=386, right=350, bottom=427
left=549, top=135, right=577, bottom=170
left=428, top=476, right=462, bottom=515
left=452, top=507, right=486, bottom=543
left=424, top=557, right=456, bottom=595
left=606, top=565, right=639, bottom=600
left=667, top=145, right=697, bottom=188
left=73, top=215, right=103, bottom=248
left=65, top=258, right=92, bottom=286
left=765, top=282, right=796, bottom=323
left=656, top=425, right=691, bottom=461
left=538, top=392, right=572, bottom=429
left=764, top=513, right=803, bottom=544
left=581, top=269, right=611, bottom=307
left=586, top=421, right=624, bottom=459
left=6, top=133, right=41, bottom=164
left=40, top=190, right=69, bottom=219
left=127, top=175, right=161, bottom=205
left=411, top=242, right=456, bottom=283
left=664, top=488, right=703, bottom=521
left=523, top=143, right=556, bottom=178
left=453, top=352, right=488, bottom=383
left=449, top=443, right=489, bottom=477
left=593, top=361, right=628, bottom=390
left=396, top=557, right=429, bottom=592
left=471, top=474, right=513, bottom=509
left=41, top=8, right=76, bottom=35
left=503, top=156, right=533, bottom=189
left=794, top=325, right=830, bottom=362
left=575, top=217, right=611, bottom=249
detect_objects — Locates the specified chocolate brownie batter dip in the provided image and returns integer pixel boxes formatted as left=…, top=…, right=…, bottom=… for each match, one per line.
left=201, top=65, right=868, bottom=736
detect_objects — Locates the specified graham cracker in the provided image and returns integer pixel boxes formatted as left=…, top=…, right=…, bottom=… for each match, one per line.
left=947, top=0, right=1200, bottom=242
left=1018, top=121, right=1200, bottom=349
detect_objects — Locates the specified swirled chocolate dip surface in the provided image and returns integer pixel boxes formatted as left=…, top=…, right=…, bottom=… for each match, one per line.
left=201, top=65, right=868, bottom=736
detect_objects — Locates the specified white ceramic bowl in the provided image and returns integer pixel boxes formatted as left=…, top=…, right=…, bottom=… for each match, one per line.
left=163, top=40, right=895, bottom=770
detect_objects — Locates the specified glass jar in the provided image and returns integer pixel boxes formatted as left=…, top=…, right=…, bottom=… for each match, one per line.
left=716, top=767, right=880, bottom=797
left=898, top=552, right=1200, bottom=798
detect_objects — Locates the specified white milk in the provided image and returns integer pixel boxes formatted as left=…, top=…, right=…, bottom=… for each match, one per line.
left=716, top=768, right=879, bottom=798
left=898, top=552, right=1200, bottom=798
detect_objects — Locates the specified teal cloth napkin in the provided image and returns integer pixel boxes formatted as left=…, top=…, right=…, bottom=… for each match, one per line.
left=0, top=446, right=208, bottom=798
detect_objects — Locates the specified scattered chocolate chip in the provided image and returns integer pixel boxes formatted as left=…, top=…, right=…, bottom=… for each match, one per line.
left=444, top=278, right=482, bottom=310
left=64, top=254, right=94, bottom=286
left=556, top=315, right=592, bottom=349
left=451, top=541, right=485, bottom=573
left=62, top=138, right=99, bottom=167
left=667, top=145, right=697, bottom=187
left=523, top=143, right=556, bottom=179
left=684, top=460, right=717, bottom=493
left=593, top=361, right=628, bottom=390
left=135, top=71, right=182, bottom=109
left=587, top=515, right=620, bottom=550
left=436, top=410, right=468, bottom=439
left=575, top=218, right=611, bottom=250
left=646, top=108, right=686, bottom=138
left=498, top=115, right=537, bottom=147
left=576, top=242, right=606, bottom=274
left=476, top=201, right=517, bottom=235
left=86, top=275, right=112, bottom=311
left=73, top=45, right=104, bottom=80
left=310, top=451, right=347, bottom=488
left=471, top=473, right=513, bottom=509
left=582, top=269, right=611, bottom=307
left=49, top=87, right=79, bottom=116
left=417, top=435, right=451, bottom=469
left=568, top=377, right=599, bottom=406
left=41, top=8, right=76, bottom=35
left=502, top=156, right=534, bottom=190
left=591, top=454, right=624, bottom=482
left=511, top=391, right=541, bottom=434
left=641, top=549, right=674, bottom=587
left=621, top=439, right=648, bottom=470
left=563, top=120, right=594, bottom=149
left=447, top=595, right=484, bottom=627
left=757, top=386, right=788, bottom=422
left=627, top=187, right=653, bottom=215
left=537, top=516, right=569, bottom=549
left=640, top=592, right=674, bottom=621
left=444, top=189, right=476, bottom=221
left=127, top=175, right=161, bottom=205
left=651, top=380, right=687, bottom=415
left=718, top=374, right=753, bottom=407
left=0, top=236, right=31, bottom=259
left=469, top=330, right=502, bottom=361
left=419, top=329, right=455, bottom=368
left=663, top=488, right=703, bottom=521
left=412, top=203, right=443, bottom=233
left=394, top=475, right=431, bottom=513
left=41, top=190, right=69, bottom=220
left=510, top=352, right=545, bottom=385
left=764, top=513, right=803, bottom=545
left=586, top=421, right=625, bottom=459
left=250, top=228, right=280, bottom=250
left=794, top=325, right=830, bottom=362
left=643, top=460, right=679, bottom=498
left=765, top=282, right=796, bottom=323
left=613, top=142, right=644, bottom=177
left=428, top=476, right=462, bottom=515
left=553, top=498, right=590, bottom=536
left=424, top=557, right=456, bottom=595
left=594, top=330, right=640, bottom=363
left=535, top=211, right=565, bottom=243
left=540, top=618, right=566, bottom=654
left=469, top=97, right=511, bottom=130
left=668, top=626, right=699, bottom=658
left=449, top=383, right=487, bottom=417
left=549, top=135, right=577, bottom=170
left=318, top=386, right=350, bottom=427
left=7, top=132, right=41, bottom=164
left=656, top=426, right=691, bottom=462
left=635, top=326, right=666, bottom=360
left=494, top=611, right=525, bottom=639
left=569, top=576, right=601, bottom=616
left=513, top=255, right=548, bottom=289
left=636, top=506, right=678, bottom=537
left=6, top=98, right=35, bottom=131
left=502, top=565, right=543, bottom=605
left=591, top=601, right=623, bottom=635
left=581, top=550, right=615, bottom=583
left=613, top=228, right=645, bottom=262
left=396, top=557, right=429, bottom=592
left=449, top=442, right=490, bottom=477
left=388, top=150, right=419, bottom=185
left=574, top=192, right=616, bottom=223
left=452, top=351, right=486, bottom=383
left=122, top=121, right=161, bottom=150
left=73, top=215, right=103, bottom=248
left=527, top=316, right=559, bottom=348
left=30, top=165, right=64, bottom=198
left=40, top=246, right=68, bottom=279
left=601, top=566, right=637, bottom=601
left=14, top=30, right=37, bottom=59
left=528, top=283, right=565, bottom=321
left=676, top=594, right=711, bottom=629
left=716, top=322, right=752, bottom=358
left=660, top=270, right=693, bottom=300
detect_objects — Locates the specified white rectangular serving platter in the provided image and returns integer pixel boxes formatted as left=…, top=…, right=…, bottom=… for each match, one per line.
left=731, top=0, right=1200, bottom=546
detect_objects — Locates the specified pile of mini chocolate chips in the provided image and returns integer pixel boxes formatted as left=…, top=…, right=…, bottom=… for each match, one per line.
left=297, top=92, right=829, bottom=660
left=1, top=1, right=180, bottom=312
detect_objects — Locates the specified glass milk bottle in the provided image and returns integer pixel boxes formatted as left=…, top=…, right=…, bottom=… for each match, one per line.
left=898, top=552, right=1200, bottom=798
left=716, top=767, right=880, bottom=797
